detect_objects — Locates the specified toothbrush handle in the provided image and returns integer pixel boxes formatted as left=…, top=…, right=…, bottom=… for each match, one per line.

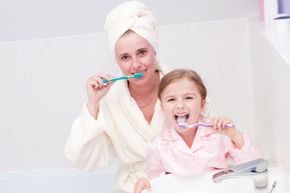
left=199, top=123, right=235, bottom=128
left=222, top=123, right=235, bottom=128
left=102, top=76, right=129, bottom=84
left=102, top=79, right=110, bottom=84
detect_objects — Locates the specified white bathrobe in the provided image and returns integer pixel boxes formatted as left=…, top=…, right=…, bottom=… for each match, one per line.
left=64, top=64, right=169, bottom=193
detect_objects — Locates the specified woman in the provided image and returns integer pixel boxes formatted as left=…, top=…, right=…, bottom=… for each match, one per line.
left=64, top=1, right=210, bottom=193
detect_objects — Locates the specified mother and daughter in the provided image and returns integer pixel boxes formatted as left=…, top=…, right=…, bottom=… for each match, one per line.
left=64, top=1, right=263, bottom=193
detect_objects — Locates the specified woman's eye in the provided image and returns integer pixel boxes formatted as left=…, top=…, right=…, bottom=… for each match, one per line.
left=138, top=49, right=147, bottom=56
left=120, top=55, right=129, bottom=61
left=167, top=98, right=175, bottom=102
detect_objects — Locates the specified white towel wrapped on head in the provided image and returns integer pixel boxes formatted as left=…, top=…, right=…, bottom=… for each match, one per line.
left=104, top=0, right=159, bottom=53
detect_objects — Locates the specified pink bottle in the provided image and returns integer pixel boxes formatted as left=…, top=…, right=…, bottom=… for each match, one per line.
left=260, top=0, right=265, bottom=22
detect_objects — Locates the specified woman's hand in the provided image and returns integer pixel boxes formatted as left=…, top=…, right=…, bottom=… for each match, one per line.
left=211, top=116, right=244, bottom=148
left=134, top=177, right=151, bottom=193
left=86, top=73, right=114, bottom=118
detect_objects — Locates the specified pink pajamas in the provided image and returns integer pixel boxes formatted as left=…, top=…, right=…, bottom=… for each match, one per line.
left=147, top=125, right=263, bottom=179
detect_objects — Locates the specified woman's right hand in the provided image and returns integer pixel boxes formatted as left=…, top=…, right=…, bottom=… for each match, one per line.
left=134, top=177, right=151, bottom=193
left=86, top=73, right=113, bottom=118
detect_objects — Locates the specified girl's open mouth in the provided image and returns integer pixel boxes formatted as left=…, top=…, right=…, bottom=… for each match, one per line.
left=175, top=114, right=189, bottom=124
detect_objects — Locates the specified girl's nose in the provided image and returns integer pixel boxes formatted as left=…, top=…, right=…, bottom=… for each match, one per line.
left=175, top=100, right=185, bottom=109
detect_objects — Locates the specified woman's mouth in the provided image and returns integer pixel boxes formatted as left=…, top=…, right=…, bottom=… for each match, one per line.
left=133, top=70, right=146, bottom=76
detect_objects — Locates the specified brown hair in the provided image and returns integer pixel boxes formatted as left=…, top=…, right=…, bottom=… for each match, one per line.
left=158, top=68, right=207, bottom=100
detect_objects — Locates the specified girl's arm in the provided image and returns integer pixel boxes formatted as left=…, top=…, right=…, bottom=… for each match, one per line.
left=211, top=116, right=264, bottom=162
left=211, top=116, right=244, bottom=148
left=225, top=133, right=264, bottom=163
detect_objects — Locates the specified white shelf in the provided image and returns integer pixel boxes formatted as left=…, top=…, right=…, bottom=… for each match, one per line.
left=249, top=15, right=290, bottom=65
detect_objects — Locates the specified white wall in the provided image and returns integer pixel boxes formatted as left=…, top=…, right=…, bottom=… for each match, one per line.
left=249, top=18, right=290, bottom=191
left=0, top=0, right=259, bottom=42
left=0, top=18, right=254, bottom=171
left=0, top=34, right=117, bottom=171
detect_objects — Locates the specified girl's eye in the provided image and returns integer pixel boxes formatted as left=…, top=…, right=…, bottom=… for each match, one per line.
left=185, top=96, right=194, bottom=100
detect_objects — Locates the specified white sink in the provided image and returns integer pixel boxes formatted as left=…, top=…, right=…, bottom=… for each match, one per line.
left=142, top=167, right=284, bottom=193
left=142, top=171, right=254, bottom=193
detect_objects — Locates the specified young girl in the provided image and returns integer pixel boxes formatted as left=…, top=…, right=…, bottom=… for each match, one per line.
left=134, top=69, right=263, bottom=193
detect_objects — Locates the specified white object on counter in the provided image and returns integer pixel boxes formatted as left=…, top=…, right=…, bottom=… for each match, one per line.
left=273, top=18, right=290, bottom=33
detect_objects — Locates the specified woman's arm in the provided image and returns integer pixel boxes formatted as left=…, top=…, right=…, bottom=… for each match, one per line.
left=64, top=104, right=111, bottom=170
left=147, top=141, right=166, bottom=180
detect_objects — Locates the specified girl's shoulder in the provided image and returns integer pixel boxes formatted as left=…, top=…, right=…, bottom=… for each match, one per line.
left=149, top=127, right=178, bottom=149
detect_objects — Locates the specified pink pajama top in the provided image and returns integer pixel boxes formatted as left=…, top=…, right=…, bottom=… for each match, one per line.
left=147, top=125, right=263, bottom=179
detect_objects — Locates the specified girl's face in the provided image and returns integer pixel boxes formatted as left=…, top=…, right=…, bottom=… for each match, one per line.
left=160, top=78, right=205, bottom=133
left=115, top=32, right=157, bottom=86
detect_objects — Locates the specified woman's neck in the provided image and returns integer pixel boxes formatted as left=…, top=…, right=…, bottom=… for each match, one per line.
left=129, top=71, right=160, bottom=123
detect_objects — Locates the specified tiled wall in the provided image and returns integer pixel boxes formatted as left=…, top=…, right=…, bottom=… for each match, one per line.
left=0, top=34, right=117, bottom=171
left=0, top=18, right=255, bottom=171
left=249, top=18, right=290, bottom=191
left=159, top=19, right=254, bottom=138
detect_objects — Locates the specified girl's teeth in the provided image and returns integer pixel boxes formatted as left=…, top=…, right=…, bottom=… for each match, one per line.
left=177, top=116, right=187, bottom=123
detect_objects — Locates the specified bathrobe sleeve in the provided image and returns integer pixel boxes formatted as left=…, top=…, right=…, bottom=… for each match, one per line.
left=146, top=138, right=166, bottom=180
left=64, top=103, right=111, bottom=170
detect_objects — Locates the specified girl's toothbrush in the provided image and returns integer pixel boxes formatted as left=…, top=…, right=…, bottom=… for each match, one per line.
left=102, top=73, right=143, bottom=84
left=178, top=122, right=235, bottom=129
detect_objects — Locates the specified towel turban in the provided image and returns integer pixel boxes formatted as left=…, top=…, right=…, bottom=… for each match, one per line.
left=104, top=0, right=159, bottom=53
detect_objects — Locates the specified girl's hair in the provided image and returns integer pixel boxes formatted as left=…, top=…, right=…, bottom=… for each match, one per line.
left=158, top=68, right=207, bottom=100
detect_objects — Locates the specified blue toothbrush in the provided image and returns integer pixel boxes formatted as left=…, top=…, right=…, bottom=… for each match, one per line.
left=102, top=73, right=144, bottom=84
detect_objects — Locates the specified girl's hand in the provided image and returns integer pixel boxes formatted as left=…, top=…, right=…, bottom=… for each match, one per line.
left=134, top=177, right=151, bottom=193
left=211, top=116, right=235, bottom=136
left=86, top=73, right=114, bottom=118
left=211, top=116, right=244, bottom=148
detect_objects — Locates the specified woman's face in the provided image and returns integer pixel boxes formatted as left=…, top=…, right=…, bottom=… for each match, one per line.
left=160, top=78, right=205, bottom=133
left=115, top=32, right=157, bottom=86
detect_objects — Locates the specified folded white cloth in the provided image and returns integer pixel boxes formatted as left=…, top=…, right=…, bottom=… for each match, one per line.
left=104, top=0, right=158, bottom=53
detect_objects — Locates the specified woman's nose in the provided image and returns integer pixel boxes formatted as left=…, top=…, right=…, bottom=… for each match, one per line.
left=132, top=56, right=142, bottom=70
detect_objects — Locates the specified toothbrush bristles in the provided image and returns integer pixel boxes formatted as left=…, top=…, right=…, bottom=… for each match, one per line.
left=178, top=122, right=188, bottom=129
left=134, top=73, right=144, bottom=78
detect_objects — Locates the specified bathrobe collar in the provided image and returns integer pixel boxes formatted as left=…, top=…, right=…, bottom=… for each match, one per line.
left=115, top=62, right=169, bottom=143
